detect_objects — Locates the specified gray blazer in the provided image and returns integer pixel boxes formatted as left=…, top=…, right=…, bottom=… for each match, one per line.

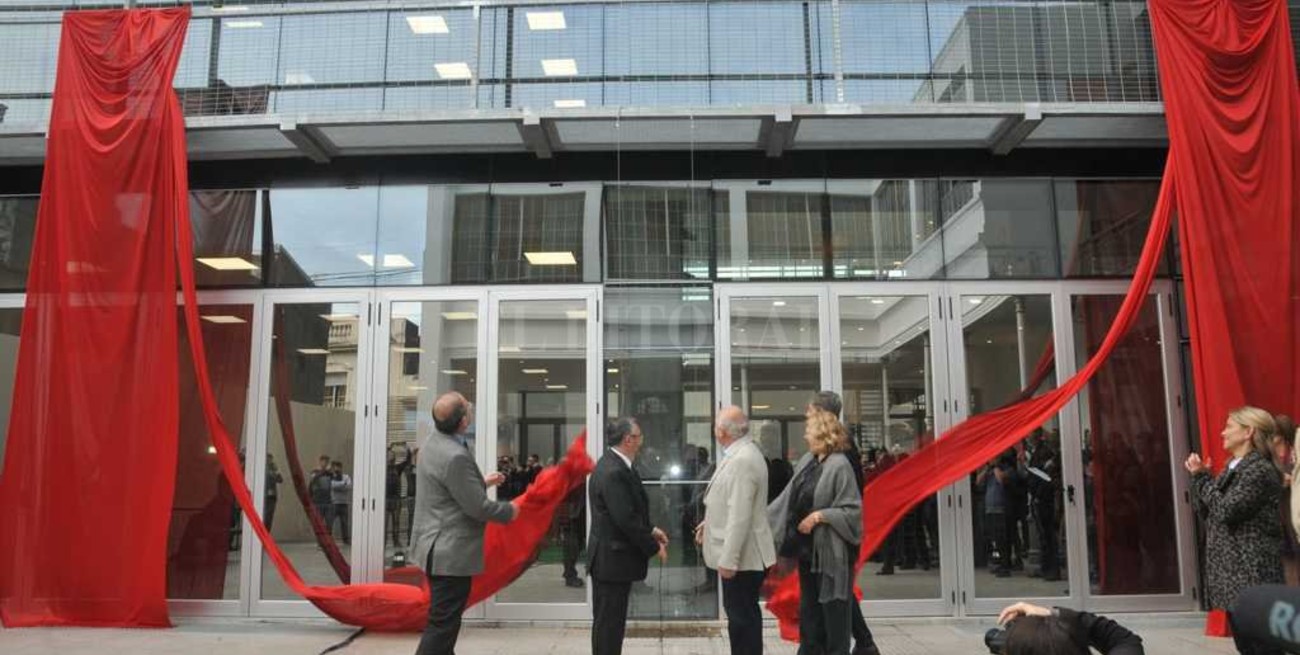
left=768, top=451, right=862, bottom=602
left=410, top=431, right=514, bottom=577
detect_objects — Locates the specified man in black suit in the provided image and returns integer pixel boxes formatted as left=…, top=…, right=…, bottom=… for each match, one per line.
left=587, top=418, right=669, bottom=655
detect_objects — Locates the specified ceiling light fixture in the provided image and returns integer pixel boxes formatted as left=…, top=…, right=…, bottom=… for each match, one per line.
left=225, top=20, right=263, bottom=28
left=435, top=62, right=473, bottom=80
left=297, top=348, right=330, bottom=355
left=383, top=254, right=416, bottom=269
left=201, top=315, right=247, bottom=324
left=441, top=311, right=476, bottom=320
left=553, top=99, right=586, bottom=108
left=197, top=257, right=259, bottom=271
left=406, top=14, right=449, bottom=34
left=524, top=251, right=577, bottom=265
left=541, top=58, right=578, bottom=76
left=526, top=11, right=567, bottom=30
left=522, top=368, right=549, bottom=374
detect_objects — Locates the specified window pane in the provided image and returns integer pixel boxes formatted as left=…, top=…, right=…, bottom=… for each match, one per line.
left=268, top=187, right=378, bottom=287
left=942, top=180, right=1059, bottom=279
left=717, top=181, right=826, bottom=280
left=0, top=308, right=20, bottom=473
left=604, top=287, right=716, bottom=619
left=1056, top=179, right=1163, bottom=277
left=1074, top=294, right=1180, bottom=595
left=0, top=196, right=36, bottom=290
left=449, top=184, right=596, bottom=284
left=169, top=304, right=253, bottom=600
left=604, top=185, right=712, bottom=281
left=191, top=190, right=263, bottom=288
left=830, top=179, right=941, bottom=280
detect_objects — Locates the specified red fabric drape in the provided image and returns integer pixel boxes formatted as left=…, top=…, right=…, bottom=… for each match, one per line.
left=768, top=0, right=1298, bottom=637
left=0, top=8, right=593, bottom=628
left=0, top=9, right=191, bottom=627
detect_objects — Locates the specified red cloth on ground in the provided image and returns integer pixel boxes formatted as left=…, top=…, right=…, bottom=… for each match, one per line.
left=0, top=8, right=593, bottom=628
left=768, top=0, right=1298, bottom=638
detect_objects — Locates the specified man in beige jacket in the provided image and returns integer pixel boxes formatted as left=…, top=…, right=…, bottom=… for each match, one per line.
left=696, top=405, right=776, bottom=655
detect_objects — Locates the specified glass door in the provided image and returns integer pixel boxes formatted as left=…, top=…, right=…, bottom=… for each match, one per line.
left=363, top=289, right=488, bottom=617
left=250, top=292, right=375, bottom=616
left=483, top=287, right=601, bottom=621
left=945, top=283, right=1080, bottom=615
left=828, top=284, right=957, bottom=617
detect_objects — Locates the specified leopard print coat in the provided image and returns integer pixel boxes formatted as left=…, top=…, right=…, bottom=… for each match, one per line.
left=1191, top=451, right=1284, bottom=610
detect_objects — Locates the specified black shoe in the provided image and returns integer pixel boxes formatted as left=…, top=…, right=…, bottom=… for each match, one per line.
left=853, top=644, right=881, bottom=655
left=995, top=569, right=1011, bottom=578
left=564, top=577, right=585, bottom=588
left=899, top=562, right=916, bottom=571
left=1029, top=570, right=1043, bottom=578
left=877, top=567, right=895, bottom=576
left=1010, top=560, right=1024, bottom=571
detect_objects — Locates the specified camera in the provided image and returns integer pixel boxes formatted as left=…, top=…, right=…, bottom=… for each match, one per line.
left=984, top=625, right=1009, bottom=654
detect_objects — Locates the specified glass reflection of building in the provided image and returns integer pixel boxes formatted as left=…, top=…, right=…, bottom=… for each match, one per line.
left=0, top=0, right=1238, bottom=622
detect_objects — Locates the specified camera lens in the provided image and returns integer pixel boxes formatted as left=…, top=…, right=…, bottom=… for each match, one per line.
left=984, top=627, right=1008, bottom=654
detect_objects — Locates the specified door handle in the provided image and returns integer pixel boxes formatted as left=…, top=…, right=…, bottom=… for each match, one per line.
left=1066, top=485, right=1076, bottom=506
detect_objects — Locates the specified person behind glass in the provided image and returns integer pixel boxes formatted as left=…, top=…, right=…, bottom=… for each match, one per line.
left=808, top=390, right=881, bottom=655
left=768, top=408, right=863, bottom=655
left=588, top=417, right=669, bottom=655
left=265, top=454, right=283, bottom=532
left=411, top=392, right=517, bottom=655
left=1026, top=430, right=1062, bottom=582
left=978, top=451, right=1018, bottom=578
left=1270, top=415, right=1299, bottom=586
left=308, top=455, right=334, bottom=534
left=1185, top=406, right=1284, bottom=655
left=694, top=405, right=775, bottom=655
left=995, top=602, right=1144, bottom=655
left=329, top=460, right=353, bottom=544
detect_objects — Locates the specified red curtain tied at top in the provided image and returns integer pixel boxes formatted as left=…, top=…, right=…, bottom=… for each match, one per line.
left=768, top=0, right=1299, bottom=639
left=0, top=7, right=592, bottom=628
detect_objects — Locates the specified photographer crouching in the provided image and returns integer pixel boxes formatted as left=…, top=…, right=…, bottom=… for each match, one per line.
left=987, top=602, right=1144, bottom=655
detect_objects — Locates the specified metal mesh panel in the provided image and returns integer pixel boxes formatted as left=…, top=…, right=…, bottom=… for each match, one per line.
left=0, top=0, right=1271, bottom=128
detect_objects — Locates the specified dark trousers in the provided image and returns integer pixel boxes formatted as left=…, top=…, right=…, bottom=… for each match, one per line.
left=562, top=517, right=585, bottom=581
left=1035, top=507, right=1060, bottom=577
left=592, top=579, right=633, bottom=655
left=798, top=561, right=851, bottom=655
left=331, top=503, right=351, bottom=542
left=850, top=595, right=876, bottom=652
left=416, top=574, right=472, bottom=655
left=722, top=570, right=765, bottom=655
left=264, top=496, right=278, bottom=532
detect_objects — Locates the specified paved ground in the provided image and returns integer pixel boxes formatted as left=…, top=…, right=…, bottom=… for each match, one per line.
left=0, top=615, right=1239, bottom=655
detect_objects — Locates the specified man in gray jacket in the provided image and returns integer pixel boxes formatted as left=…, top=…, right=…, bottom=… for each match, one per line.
left=696, top=405, right=775, bottom=655
left=411, top=392, right=517, bottom=655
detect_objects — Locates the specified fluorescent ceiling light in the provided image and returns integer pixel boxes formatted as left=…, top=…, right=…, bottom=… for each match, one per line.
left=383, top=254, right=416, bottom=269
left=197, top=257, right=259, bottom=271
left=606, top=368, right=619, bottom=374
left=545, top=384, right=568, bottom=390
left=297, top=348, right=330, bottom=355
left=225, top=20, right=264, bottom=28
left=541, top=58, right=578, bottom=76
left=441, top=311, right=477, bottom=321
left=499, top=345, right=521, bottom=353
left=968, top=298, right=984, bottom=304
left=565, top=310, right=588, bottom=320
left=207, top=446, right=218, bottom=454
left=524, top=251, right=577, bottom=265
left=406, top=14, right=449, bottom=34
left=392, top=346, right=423, bottom=353
left=408, top=385, right=429, bottom=390
left=752, top=404, right=771, bottom=410
left=870, top=299, right=885, bottom=305
left=284, top=71, right=314, bottom=85
left=435, top=62, right=473, bottom=80
left=526, top=11, right=566, bottom=30
left=319, top=314, right=356, bottom=322
left=522, top=368, right=549, bottom=374
left=440, top=370, right=468, bottom=376
left=553, top=99, right=586, bottom=108
left=357, top=254, right=375, bottom=267
left=201, top=315, right=247, bottom=324
left=772, top=300, right=786, bottom=307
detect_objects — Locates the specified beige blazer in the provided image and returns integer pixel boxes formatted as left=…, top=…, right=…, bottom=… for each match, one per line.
left=702, top=436, right=777, bottom=572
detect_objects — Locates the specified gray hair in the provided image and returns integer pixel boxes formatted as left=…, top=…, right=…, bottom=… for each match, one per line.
left=717, top=413, right=750, bottom=439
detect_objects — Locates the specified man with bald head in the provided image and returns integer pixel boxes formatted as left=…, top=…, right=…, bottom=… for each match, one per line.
left=696, top=405, right=775, bottom=654
left=411, top=391, right=517, bottom=655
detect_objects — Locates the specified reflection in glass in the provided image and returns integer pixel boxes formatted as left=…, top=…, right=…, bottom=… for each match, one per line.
left=1073, top=295, right=1179, bottom=596
left=450, top=185, right=595, bottom=284
left=0, top=309, right=21, bottom=479
left=717, top=181, right=827, bottom=279
left=960, top=294, right=1067, bottom=599
left=495, top=299, right=587, bottom=603
left=191, top=190, right=262, bottom=288
left=840, top=296, right=940, bottom=599
left=261, top=303, right=360, bottom=599
left=381, top=301, right=477, bottom=582
left=268, top=187, right=378, bottom=287
left=0, top=196, right=36, bottom=290
left=730, top=296, right=820, bottom=464
left=605, top=287, right=717, bottom=619
left=169, top=304, right=253, bottom=600
left=604, top=186, right=713, bottom=281
left=1056, top=180, right=1162, bottom=277
left=942, top=180, right=1059, bottom=279
left=830, top=180, right=940, bottom=280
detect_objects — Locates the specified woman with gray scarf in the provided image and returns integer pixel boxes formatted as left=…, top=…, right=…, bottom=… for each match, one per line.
left=769, top=408, right=863, bottom=655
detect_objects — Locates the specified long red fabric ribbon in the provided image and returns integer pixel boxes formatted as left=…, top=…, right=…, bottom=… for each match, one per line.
left=768, top=0, right=1299, bottom=638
